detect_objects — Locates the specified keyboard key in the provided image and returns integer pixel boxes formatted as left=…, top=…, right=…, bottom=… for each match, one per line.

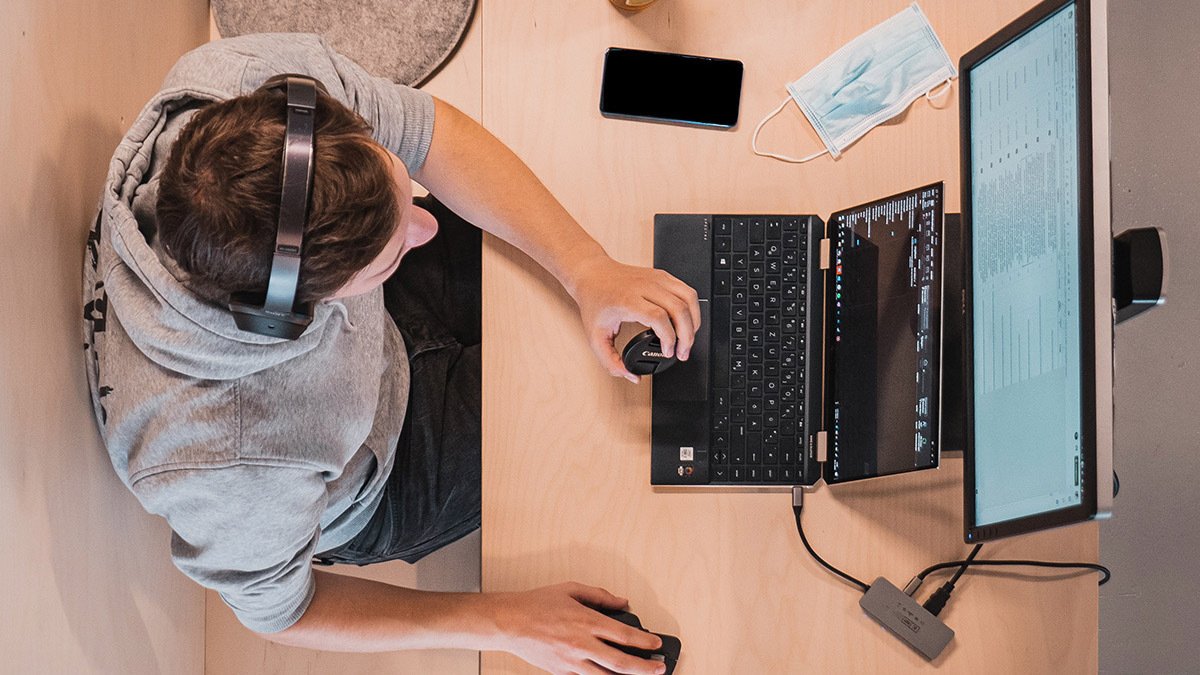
left=765, top=445, right=779, bottom=464
left=748, top=399, right=762, bottom=415
left=750, top=262, right=764, bottom=278
left=733, top=253, right=748, bottom=269
left=783, top=232, right=800, bottom=249
left=766, top=219, right=782, bottom=240
left=715, top=236, right=732, bottom=253
left=750, top=219, right=765, bottom=243
left=747, top=431, right=763, bottom=454
left=712, top=414, right=730, bottom=432
left=713, top=466, right=728, bottom=480
left=748, top=347, right=763, bottom=363
left=766, top=243, right=781, bottom=258
left=732, top=390, right=746, bottom=406
left=733, top=220, right=749, bottom=251
left=714, top=253, right=731, bottom=269
left=731, top=339, right=747, bottom=356
left=766, top=467, right=778, bottom=481
left=731, top=406, right=746, bottom=423
left=714, top=216, right=732, bottom=235
left=750, top=245, right=765, bottom=260
left=714, top=271, right=731, bottom=295
left=748, top=467, right=760, bottom=481
left=782, top=217, right=800, bottom=232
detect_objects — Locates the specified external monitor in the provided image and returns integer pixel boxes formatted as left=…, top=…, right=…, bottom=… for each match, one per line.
left=960, top=0, right=1113, bottom=541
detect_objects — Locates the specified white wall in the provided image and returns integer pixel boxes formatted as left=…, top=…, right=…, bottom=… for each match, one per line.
left=1101, top=0, right=1200, bottom=671
left=0, top=2, right=210, bottom=673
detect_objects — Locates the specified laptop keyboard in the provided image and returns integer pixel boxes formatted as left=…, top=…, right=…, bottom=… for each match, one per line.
left=709, top=216, right=809, bottom=484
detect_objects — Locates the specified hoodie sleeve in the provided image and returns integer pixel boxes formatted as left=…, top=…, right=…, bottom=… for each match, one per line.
left=132, top=463, right=329, bottom=634
left=322, top=42, right=436, bottom=173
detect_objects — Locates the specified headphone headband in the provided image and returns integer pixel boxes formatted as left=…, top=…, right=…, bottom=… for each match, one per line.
left=228, top=74, right=326, bottom=340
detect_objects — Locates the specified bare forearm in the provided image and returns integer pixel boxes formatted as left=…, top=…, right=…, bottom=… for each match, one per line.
left=414, top=97, right=607, bottom=297
left=268, top=570, right=500, bottom=652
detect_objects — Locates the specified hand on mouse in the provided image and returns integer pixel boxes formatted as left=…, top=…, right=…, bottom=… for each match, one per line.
left=566, top=254, right=701, bottom=383
left=481, top=582, right=667, bottom=675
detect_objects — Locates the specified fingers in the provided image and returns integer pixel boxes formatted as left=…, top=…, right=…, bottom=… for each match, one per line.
left=641, top=288, right=695, bottom=360
left=589, top=327, right=639, bottom=384
left=589, top=643, right=667, bottom=675
left=593, top=618, right=663, bottom=653
left=630, top=304, right=678, bottom=361
left=567, top=582, right=628, bottom=610
left=658, top=270, right=702, bottom=335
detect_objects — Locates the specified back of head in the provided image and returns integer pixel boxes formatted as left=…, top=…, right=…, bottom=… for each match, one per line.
left=156, top=87, right=399, bottom=306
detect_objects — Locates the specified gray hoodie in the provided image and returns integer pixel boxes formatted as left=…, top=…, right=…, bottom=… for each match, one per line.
left=82, top=34, right=434, bottom=633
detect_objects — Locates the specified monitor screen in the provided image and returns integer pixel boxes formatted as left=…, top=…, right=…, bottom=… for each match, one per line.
left=968, top=3, right=1087, bottom=527
left=827, top=183, right=943, bottom=483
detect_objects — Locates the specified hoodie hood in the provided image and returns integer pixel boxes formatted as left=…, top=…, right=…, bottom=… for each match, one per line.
left=98, top=86, right=363, bottom=381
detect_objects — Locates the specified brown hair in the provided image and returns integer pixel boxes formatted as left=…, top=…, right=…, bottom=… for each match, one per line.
left=156, top=88, right=399, bottom=305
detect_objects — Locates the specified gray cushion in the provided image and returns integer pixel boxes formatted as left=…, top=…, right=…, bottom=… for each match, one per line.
left=212, top=0, right=477, bottom=86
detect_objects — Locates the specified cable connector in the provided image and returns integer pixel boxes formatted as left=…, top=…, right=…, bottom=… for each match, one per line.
left=902, top=575, right=924, bottom=596
left=922, top=582, right=955, bottom=616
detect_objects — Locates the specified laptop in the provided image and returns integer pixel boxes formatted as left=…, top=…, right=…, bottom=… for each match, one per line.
left=650, top=183, right=947, bottom=487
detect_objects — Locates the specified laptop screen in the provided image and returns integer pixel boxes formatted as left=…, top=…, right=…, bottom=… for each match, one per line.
left=968, top=2, right=1085, bottom=526
left=827, top=183, right=944, bottom=483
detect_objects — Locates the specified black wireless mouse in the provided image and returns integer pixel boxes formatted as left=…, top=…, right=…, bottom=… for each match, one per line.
left=621, top=329, right=678, bottom=376
left=599, top=608, right=682, bottom=673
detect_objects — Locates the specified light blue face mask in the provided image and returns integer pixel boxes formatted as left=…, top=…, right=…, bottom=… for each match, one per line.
left=753, top=2, right=957, bottom=162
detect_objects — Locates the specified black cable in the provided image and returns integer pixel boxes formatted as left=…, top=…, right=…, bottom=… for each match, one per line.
left=921, top=544, right=983, bottom=616
left=918, top=558, right=1111, bottom=586
left=792, top=489, right=870, bottom=593
left=948, top=544, right=983, bottom=585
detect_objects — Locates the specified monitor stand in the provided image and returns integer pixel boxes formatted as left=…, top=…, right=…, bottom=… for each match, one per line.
left=938, top=219, right=1165, bottom=456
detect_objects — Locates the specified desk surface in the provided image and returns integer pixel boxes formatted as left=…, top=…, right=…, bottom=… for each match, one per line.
left=480, top=1, right=1098, bottom=672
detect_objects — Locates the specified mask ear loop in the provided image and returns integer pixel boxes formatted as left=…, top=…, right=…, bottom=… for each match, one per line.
left=924, top=78, right=954, bottom=102
left=752, top=97, right=830, bottom=163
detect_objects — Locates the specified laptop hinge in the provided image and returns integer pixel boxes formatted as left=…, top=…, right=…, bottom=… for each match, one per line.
left=819, top=238, right=832, bottom=270
left=815, top=430, right=828, bottom=463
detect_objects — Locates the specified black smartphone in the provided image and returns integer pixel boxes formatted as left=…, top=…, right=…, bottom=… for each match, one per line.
left=600, top=47, right=743, bottom=129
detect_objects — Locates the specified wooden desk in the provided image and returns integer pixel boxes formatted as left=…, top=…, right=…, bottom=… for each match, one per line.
left=480, top=1, right=1098, bottom=672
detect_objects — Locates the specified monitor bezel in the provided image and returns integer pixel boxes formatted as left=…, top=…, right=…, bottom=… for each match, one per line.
left=960, top=0, right=1113, bottom=542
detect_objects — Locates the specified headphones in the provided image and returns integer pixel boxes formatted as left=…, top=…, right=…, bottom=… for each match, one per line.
left=227, top=74, right=329, bottom=340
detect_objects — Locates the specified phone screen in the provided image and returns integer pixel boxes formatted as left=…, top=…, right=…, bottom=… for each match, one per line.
left=600, top=48, right=743, bottom=128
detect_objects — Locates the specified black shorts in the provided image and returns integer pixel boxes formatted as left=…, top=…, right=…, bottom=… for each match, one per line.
left=316, top=195, right=481, bottom=566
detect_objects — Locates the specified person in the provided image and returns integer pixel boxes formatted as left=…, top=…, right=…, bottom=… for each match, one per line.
left=82, top=34, right=699, bottom=675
